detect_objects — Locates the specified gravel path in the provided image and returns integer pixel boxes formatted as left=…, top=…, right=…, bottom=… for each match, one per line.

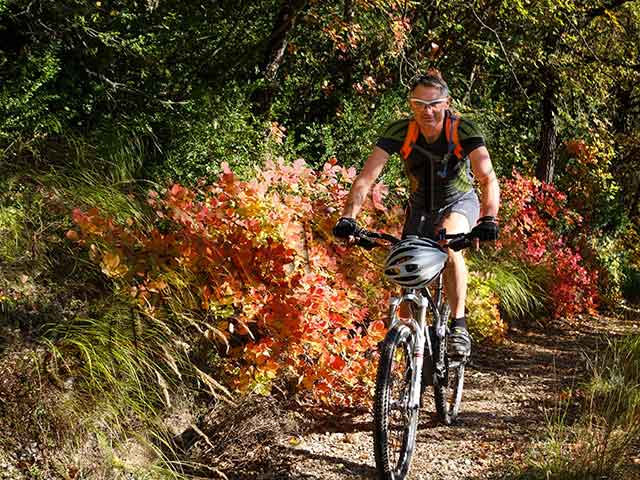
left=264, top=316, right=627, bottom=480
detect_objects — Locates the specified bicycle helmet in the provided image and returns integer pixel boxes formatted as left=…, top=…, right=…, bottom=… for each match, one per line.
left=383, top=236, right=448, bottom=288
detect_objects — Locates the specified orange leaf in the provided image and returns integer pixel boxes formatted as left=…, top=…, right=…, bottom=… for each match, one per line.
left=368, top=319, right=386, bottom=343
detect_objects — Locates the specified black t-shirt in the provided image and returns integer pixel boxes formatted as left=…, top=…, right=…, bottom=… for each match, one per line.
left=376, top=110, right=485, bottom=211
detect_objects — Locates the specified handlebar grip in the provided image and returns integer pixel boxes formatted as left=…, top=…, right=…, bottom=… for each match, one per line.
left=448, top=236, right=473, bottom=252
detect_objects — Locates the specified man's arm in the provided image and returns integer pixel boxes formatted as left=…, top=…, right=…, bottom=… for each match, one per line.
left=469, top=146, right=500, bottom=218
left=342, top=146, right=390, bottom=218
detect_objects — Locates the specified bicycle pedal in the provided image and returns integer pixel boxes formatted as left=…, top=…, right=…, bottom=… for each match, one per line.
left=450, top=416, right=464, bottom=426
left=450, top=353, right=470, bottom=365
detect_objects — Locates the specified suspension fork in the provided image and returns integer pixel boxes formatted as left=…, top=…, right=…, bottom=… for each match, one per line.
left=389, top=291, right=430, bottom=409
left=431, top=276, right=449, bottom=382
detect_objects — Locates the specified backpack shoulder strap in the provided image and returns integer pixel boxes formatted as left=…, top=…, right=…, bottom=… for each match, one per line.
left=445, top=113, right=464, bottom=160
left=400, top=119, right=419, bottom=160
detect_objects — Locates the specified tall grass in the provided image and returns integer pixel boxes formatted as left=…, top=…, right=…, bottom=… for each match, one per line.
left=0, top=136, right=203, bottom=477
left=42, top=296, right=208, bottom=478
left=0, top=205, right=27, bottom=262
left=468, top=250, right=549, bottom=322
left=512, top=334, right=640, bottom=479
left=488, top=261, right=548, bottom=321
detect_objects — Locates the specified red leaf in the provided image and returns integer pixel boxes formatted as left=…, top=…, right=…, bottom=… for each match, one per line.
left=371, top=182, right=388, bottom=212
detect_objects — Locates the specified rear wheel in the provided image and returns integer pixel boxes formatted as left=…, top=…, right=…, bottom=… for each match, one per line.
left=433, top=335, right=451, bottom=425
left=373, top=324, right=419, bottom=480
left=433, top=303, right=466, bottom=424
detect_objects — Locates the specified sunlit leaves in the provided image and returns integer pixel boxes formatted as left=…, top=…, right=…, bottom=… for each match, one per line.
left=69, top=158, right=401, bottom=407
left=500, top=170, right=599, bottom=318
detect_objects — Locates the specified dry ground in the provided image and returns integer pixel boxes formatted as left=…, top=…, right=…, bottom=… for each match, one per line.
left=224, top=314, right=639, bottom=480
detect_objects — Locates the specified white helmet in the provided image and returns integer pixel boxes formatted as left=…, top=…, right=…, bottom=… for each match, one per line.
left=383, top=236, right=448, bottom=288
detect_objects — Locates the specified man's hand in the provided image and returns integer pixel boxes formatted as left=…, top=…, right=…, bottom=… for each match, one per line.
left=470, top=216, right=499, bottom=242
left=333, top=217, right=358, bottom=238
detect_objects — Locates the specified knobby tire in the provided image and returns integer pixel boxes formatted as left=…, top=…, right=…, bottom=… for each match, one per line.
left=433, top=340, right=451, bottom=425
left=433, top=303, right=466, bottom=424
left=373, top=324, right=419, bottom=480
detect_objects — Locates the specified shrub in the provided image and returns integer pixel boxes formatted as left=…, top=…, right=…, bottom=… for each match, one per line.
left=466, top=271, right=506, bottom=342
left=499, top=169, right=599, bottom=319
left=68, top=158, right=404, bottom=407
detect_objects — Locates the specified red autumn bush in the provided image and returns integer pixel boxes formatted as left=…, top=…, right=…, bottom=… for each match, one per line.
left=499, top=169, right=599, bottom=318
left=69, top=158, right=403, bottom=407
left=67, top=160, right=601, bottom=407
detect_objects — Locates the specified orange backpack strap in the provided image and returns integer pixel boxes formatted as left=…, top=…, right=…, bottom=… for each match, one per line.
left=445, top=113, right=464, bottom=160
left=400, top=119, right=420, bottom=160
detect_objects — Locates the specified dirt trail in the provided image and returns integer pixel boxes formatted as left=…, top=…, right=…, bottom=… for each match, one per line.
left=260, top=315, right=636, bottom=480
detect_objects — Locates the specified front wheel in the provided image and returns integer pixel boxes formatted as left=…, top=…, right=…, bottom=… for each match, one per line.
left=373, top=324, right=419, bottom=480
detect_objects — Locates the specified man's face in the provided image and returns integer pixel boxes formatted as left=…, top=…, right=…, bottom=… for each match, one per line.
left=409, top=85, right=449, bottom=131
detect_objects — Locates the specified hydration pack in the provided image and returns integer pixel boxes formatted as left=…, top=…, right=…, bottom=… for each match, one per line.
left=399, top=113, right=464, bottom=162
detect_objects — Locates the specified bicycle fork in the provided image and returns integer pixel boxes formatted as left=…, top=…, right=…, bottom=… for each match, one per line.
left=388, top=292, right=430, bottom=410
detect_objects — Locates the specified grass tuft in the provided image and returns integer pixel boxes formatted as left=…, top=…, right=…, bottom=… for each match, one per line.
left=511, top=334, right=640, bottom=479
left=469, top=249, right=549, bottom=322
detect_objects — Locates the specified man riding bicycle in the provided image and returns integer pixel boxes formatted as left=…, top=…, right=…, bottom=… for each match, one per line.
left=333, top=69, right=500, bottom=357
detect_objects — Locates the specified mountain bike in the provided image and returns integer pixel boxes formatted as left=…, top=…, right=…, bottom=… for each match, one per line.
left=352, top=227, right=475, bottom=480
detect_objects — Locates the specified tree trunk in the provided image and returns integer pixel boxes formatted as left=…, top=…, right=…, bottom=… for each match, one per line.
left=614, top=85, right=632, bottom=134
left=536, top=70, right=558, bottom=184
left=262, top=0, right=307, bottom=82
left=252, top=0, right=307, bottom=113
left=344, top=0, right=354, bottom=22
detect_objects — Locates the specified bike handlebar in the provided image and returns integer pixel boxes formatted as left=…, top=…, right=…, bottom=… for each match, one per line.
left=351, top=227, right=476, bottom=252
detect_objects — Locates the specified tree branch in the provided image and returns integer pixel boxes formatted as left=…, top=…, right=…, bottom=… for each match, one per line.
left=584, top=0, right=635, bottom=21
left=470, top=5, right=529, bottom=100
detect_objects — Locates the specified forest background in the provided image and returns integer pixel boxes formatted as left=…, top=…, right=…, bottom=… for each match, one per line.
left=1, top=0, right=639, bottom=478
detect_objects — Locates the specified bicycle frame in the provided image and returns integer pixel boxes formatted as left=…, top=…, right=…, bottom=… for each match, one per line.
left=369, top=230, right=475, bottom=479
left=386, top=274, right=447, bottom=410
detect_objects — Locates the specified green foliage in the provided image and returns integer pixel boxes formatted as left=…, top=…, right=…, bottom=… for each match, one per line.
left=151, top=86, right=270, bottom=184
left=469, top=251, right=549, bottom=322
left=467, top=271, right=507, bottom=342
left=0, top=44, right=64, bottom=140
left=585, top=234, right=629, bottom=308
left=287, top=90, right=407, bottom=171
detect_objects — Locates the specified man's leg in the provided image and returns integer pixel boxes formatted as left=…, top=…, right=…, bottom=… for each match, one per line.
left=439, top=212, right=470, bottom=317
left=438, top=212, right=472, bottom=355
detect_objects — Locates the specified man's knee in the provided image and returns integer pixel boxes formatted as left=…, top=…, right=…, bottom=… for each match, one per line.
left=447, top=248, right=465, bottom=265
left=445, top=250, right=468, bottom=284
left=439, top=211, right=471, bottom=236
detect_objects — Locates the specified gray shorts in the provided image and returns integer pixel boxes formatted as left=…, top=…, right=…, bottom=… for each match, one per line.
left=402, top=191, right=480, bottom=239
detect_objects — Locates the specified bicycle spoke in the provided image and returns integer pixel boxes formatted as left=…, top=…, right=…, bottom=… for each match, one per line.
left=374, top=325, right=419, bottom=480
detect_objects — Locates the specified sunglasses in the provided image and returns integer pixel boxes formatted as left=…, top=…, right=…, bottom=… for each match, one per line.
left=409, top=97, right=448, bottom=108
